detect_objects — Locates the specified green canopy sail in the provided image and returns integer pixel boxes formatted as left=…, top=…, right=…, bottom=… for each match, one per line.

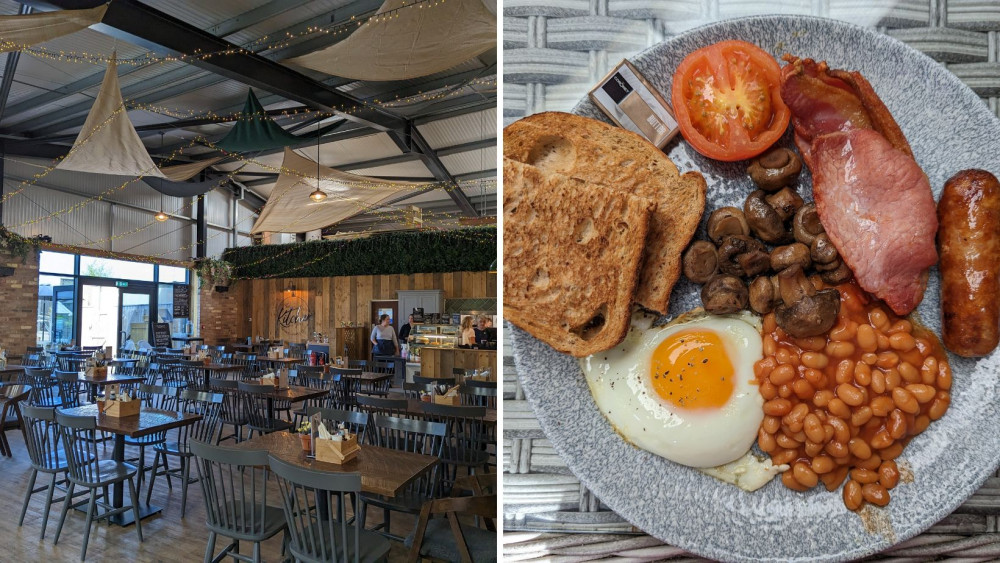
left=215, top=89, right=337, bottom=152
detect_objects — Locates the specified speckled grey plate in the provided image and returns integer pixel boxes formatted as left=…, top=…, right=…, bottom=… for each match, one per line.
left=512, top=15, right=1000, bottom=563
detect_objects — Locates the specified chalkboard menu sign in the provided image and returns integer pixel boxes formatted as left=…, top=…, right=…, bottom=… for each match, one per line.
left=152, top=323, right=172, bottom=348
left=172, top=285, right=190, bottom=318
left=411, top=308, right=424, bottom=323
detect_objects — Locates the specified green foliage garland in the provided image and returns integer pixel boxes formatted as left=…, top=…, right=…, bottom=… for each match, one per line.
left=0, top=226, right=40, bottom=263
left=196, top=257, right=235, bottom=288
left=223, top=227, right=496, bottom=279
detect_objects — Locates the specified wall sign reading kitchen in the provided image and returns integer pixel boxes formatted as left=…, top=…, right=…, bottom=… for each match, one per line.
left=276, top=295, right=313, bottom=336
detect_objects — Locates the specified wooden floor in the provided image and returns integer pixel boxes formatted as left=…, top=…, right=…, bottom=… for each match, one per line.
left=1, top=429, right=415, bottom=562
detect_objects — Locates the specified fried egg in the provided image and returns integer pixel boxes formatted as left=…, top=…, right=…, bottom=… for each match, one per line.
left=581, top=311, right=764, bottom=468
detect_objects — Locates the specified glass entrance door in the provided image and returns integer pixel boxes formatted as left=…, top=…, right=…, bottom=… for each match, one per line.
left=121, top=291, right=151, bottom=352
left=80, top=284, right=119, bottom=353
left=80, top=283, right=155, bottom=356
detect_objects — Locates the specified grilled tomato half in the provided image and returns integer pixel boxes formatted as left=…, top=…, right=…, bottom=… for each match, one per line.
left=671, top=40, right=790, bottom=161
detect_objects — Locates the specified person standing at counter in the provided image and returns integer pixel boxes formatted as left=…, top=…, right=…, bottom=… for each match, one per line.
left=474, top=316, right=489, bottom=346
left=460, top=316, right=477, bottom=348
left=370, top=314, right=399, bottom=356
left=398, top=314, right=414, bottom=344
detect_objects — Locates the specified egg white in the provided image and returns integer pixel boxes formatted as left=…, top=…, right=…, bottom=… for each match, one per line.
left=581, top=311, right=764, bottom=468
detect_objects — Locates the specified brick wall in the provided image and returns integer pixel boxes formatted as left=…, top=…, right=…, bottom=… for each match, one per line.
left=0, top=250, right=39, bottom=356
left=199, top=281, right=242, bottom=346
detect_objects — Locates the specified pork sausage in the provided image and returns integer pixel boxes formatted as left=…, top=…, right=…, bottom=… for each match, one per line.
left=938, top=169, right=1000, bottom=357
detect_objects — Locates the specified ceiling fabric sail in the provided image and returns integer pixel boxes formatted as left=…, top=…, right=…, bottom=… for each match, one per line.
left=0, top=5, right=107, bottom=53
left=214, top=89, right=340, bottom=152
left=56, top=53, right=167, bottom=178
left=250, top=147, right=430, bottom=234
left=284, top=0, right=496, bottom=81
left=158, top=157, right=222, bottom=182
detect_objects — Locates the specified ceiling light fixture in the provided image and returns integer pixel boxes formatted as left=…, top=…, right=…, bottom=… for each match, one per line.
left=154, top=210, right=169, bottom=222
left=309, top=127, right=327, bottom=202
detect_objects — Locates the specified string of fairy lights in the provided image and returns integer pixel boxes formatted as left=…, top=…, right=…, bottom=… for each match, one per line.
left=0, top=0, right=496, bottom=274
left=2, top=0, right=453, bottom=68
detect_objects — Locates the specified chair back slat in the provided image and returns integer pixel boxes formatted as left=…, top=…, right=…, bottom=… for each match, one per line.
left=268, top=455, right=361, bottom=563
left=371, top=414, right=445, bottom=499
left=20, top=404, right=63, bottom=471
left=54, top=412, right=101, bottom=484
left=402, top=382, right=435, bottom=400
left=303, top=407, right=368, bottom=444
left=419, top=403, right=489, bottom=494
left=459, top=383, right=497, bottom=408
left=178, top=390, right=224, bottom=446
left=191, top=441, right=272, bottom=537
left=53, top=370, right=82, bottom=408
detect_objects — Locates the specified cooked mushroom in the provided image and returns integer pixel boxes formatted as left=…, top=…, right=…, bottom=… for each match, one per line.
left=820, top=261, right=853, bottom=284
left=774, top=265, right=841, bottom=338
left=718, top=235, right=769, bottom=277
left=682, top=240, right=719, bottom=283
left=815, top=258, right=842, bottom=272
left=744, top=190, right=789, bottom=244
left=706, top=207, right=750, bottom=245
left=765, top=188, right=804, bottom=222
left=793, top=203, right=824, bottom=246
left=747, top=148, right=802, bottom=192
left=811, top=233, right=839, bottom=265
left=770, top=243, right=812, bottom=272
left=701, top=275, right=749, bottom=314
left=749, top=275, right=781, bottom=315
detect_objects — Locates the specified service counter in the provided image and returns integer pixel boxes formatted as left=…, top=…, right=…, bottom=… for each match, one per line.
left=417, top=347, right=497, bottom=381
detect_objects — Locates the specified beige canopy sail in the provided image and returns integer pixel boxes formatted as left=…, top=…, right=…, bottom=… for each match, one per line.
left=284, top=0, right=496, bottom=81
left=250, top=148, right=429, bottom=234
left=56, top=54, right=166, bottom=178
left=159, top=157, right=222, bottom=182
left=0, top=5, right=106, bottom=52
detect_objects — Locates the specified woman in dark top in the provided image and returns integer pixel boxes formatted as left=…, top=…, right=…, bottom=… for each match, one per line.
left=398, top=314, right=414, bottom=343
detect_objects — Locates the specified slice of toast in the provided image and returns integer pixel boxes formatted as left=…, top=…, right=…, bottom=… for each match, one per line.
left=503, top=158, right=653, bottom=357
left=504, top=111, right=707, bottom=314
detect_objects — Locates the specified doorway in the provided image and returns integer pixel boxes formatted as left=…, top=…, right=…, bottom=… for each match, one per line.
left=79, top=281, right=156, bottom=356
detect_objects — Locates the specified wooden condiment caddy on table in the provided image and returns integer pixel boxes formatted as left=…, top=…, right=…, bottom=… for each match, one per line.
left=314, top=433, right=360, bottom=464
left=98, top=385, right=140, bottom=418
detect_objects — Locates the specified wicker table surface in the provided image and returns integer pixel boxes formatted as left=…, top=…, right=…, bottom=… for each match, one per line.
left=502, top=2, right=1000, bottom=559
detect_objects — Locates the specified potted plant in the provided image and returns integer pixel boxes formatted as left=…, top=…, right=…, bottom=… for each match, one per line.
left=0, top=226, right=41, bottom=264
left=197, top=258, right=235, bottom=292
left=297, top=421, right=312, bottom=452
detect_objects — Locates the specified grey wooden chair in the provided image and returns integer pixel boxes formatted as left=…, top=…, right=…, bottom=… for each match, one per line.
left=238, top=381, right=293, bottom=437
left=18, top=405, right=85, bottom=540
left=360, top=414, right=446, bottom=542
left=413, top=375, right=455, bottom=387
left=269, top=454, right=391, bottom=563
left=405, top=493, right=497, bottom=562
left=304, top=406, right=368, bottom=444
left=419, top=403, right=491, bottom=494
left=126, top=384, right=178, bottom=487
left=145, top=389, right=223, bottom=517
left=210, top=378, right=247, bottom=443
left=53, top=411, right=143, bottom=560
left=191, top=440, right=287, bottom=563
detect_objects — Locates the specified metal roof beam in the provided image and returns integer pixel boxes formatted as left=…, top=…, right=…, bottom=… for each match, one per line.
left=20, top=0, right=403, bottom=131
left=4, top=0, right=321, bottom=121
left=409, top=126, right=477, bottom=217
left=0, top=5, right=31, bottom=123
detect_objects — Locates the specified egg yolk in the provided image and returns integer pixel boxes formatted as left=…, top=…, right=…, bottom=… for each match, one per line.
left=650, top=328, right=735, bottom=409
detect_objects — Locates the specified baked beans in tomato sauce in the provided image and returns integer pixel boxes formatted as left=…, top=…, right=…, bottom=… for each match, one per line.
left=753, top=280, right=951, bottom=510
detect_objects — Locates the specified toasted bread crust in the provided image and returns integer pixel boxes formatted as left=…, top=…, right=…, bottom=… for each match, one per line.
left=503, top=158, right=653, bottom=357
left=504, top=112, right=706, bottom=314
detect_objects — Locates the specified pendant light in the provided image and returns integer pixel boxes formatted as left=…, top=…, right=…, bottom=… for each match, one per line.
left=154, top=132, right=169, bottom=221
left=309, top=129, right=327, bottom=202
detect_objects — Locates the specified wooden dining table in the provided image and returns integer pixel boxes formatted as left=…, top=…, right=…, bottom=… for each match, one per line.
left=76, top=372, right=146, bottom=402
left=0, top=365, right=25, bottom=383
left=243, top=380, right=329, bottom=419
left=58, top=404, right=202, bottom=526
left=235, top=431, right=439, bottom=497
left=368, top=393, right=497, bottom=424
